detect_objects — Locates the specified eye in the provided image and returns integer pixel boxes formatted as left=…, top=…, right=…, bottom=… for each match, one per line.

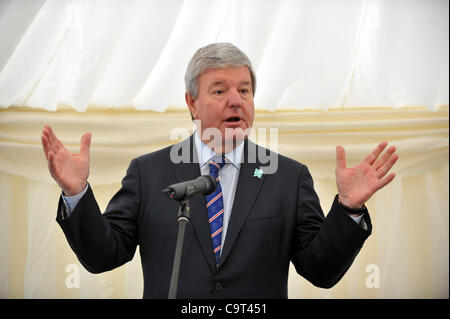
left=240, top=88, right=250, bottom=95
left=214, top=90, right=224, bottom=95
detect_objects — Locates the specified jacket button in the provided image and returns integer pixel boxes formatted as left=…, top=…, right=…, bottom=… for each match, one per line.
left=214, top=282, right=223, bottom=291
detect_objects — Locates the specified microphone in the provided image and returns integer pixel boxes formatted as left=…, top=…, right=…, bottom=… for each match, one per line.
left=162, top=175, right=217, bottom=201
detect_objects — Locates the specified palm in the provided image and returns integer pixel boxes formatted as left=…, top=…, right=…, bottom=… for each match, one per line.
left=52, top=148, right=89, bottom=190
left=335, top=142, right=398, bottom=208
left=41, top=126, right=91, bottom=196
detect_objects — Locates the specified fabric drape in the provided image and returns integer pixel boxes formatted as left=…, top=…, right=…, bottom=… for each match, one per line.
left=0, top=0, right=448, bottom=112
left=0, top=106, right=447, bottom=298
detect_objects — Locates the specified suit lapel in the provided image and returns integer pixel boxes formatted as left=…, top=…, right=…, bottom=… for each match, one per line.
left=220, top=139, right=266, bottom=266
left=170, top=135, right=217, bottom=272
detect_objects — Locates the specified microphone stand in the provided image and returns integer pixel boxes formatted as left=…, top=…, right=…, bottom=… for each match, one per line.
left=167, top=187, right=194, bottom=299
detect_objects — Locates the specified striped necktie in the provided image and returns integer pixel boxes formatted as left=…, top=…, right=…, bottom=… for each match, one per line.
left=205, top=156, right=226, bottom=268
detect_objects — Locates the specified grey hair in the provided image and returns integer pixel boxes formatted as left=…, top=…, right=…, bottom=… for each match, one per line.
left=185, top=42, right=257, bottom=99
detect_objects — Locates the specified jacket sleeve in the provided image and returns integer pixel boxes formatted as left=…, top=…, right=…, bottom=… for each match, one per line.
left=56, top=158, right=141, bottom=274
left=290, top=165, right=372, bottom=288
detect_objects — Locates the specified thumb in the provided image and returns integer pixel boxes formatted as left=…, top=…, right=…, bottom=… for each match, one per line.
left=336, top=145, right=346, bottom=171
left=80, top=133, right=91, bottom=158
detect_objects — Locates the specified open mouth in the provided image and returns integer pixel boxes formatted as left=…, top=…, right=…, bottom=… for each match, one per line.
left=225, top=116, right=241, bottom=123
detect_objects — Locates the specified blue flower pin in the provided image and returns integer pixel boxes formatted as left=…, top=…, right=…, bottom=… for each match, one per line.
left=253, top=168, right=263, bottom=179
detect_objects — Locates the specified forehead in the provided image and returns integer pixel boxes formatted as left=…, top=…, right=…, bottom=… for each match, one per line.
left=198, top=66, right=252, bottom=87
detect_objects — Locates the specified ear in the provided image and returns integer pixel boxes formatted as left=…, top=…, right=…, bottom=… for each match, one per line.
left=185, top=92, right=198, bottom=119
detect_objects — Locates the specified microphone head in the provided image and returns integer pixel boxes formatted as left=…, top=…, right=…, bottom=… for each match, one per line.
left=202, top=175, right=217, bottom=195
left=162, top=175, right=218, bottom=201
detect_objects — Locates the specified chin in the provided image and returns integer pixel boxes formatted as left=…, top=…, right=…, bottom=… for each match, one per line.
left=224, top=122, right=250, bottom=133
left=202, top=124, right=252, bottom=153
left=220, top=127, right=249, bottom=151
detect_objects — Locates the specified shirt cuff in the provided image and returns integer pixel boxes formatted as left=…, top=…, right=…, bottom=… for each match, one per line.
left=62, top=183, right=89, bottom=214
left=349, top=213, right=364, bottom=225
left=348, top=213, right=368, bottom=230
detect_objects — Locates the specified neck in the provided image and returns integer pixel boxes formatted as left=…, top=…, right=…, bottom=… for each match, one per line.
left=196, top=130, right=246, bottom=154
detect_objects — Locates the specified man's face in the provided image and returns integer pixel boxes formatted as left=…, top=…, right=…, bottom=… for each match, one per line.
left=186, top=66, right=255, bottom=152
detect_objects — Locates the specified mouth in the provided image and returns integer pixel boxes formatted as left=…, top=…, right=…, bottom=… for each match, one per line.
left=224, top=116, right=242, bottom=123
left=222, top=115, right=249, bottom=132
left=223, top=116, right=244, bottom=128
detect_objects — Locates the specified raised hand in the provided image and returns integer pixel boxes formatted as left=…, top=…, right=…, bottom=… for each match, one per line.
left=41, top=125, right=91, bottom=196
left=335, top=141, right=399, bottom=209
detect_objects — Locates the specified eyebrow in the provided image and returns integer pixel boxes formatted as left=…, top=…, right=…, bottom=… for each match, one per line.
left=210, top=80, right=252, bottom=87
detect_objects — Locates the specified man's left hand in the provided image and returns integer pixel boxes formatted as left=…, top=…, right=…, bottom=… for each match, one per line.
left=335, top=141, right=399, bottom=209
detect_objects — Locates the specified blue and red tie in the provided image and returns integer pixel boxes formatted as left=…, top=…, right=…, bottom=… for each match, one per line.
left=205, top=157, right=226, bottom=268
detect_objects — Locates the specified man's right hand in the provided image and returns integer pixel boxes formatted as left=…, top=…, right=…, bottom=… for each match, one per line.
left=41, top=125, right=91, bottom=196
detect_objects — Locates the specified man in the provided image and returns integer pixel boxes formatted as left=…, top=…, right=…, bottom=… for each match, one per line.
left=41, top=43, right=398, bottom=298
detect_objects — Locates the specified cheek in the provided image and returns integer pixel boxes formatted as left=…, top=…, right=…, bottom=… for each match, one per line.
left=194, top=102, right=207, bottom=119
left=205, top=104, right=224, bottom=121
left=198, top=104, right=222, bottom=126
left=245, top=103, right=255, bottom=123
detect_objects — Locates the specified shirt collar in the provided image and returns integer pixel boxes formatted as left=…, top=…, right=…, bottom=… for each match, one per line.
left=194, top=131, right=243, bottom=170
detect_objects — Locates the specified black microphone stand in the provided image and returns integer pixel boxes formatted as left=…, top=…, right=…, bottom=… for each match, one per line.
left=167, top=186, right=194, bottom=299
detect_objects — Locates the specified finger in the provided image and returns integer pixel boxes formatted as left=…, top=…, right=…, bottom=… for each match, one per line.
left=80, top=133, right=91, bottom=158
left=46, top=126, right=64, bottom=150
left=42, top=127, right=57, bottom=153
left=373, top=145, right=397, bottom=171
left=43, top=126, right=59, bottom=153
left=335, top=145, right=346, bottom=170
left=47, top=151, right=58, bottom=178
left=376, top=172, right=396, bottom=191
left=41, top=134, right=51, bottom=160
left=364, top=141, right=388, bottom=165
left=376, top=153, right=399, bottom=179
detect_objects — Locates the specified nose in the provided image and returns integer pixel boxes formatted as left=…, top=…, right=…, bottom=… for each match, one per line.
left=227, top=89, right=243, bottom=108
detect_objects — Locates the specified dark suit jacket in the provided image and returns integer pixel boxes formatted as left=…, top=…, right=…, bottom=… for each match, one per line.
left=56, top=136, right=372, bottom=298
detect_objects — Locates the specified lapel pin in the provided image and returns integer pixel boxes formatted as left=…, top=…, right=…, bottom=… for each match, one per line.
left=253, top=168, right=263, bottom=179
